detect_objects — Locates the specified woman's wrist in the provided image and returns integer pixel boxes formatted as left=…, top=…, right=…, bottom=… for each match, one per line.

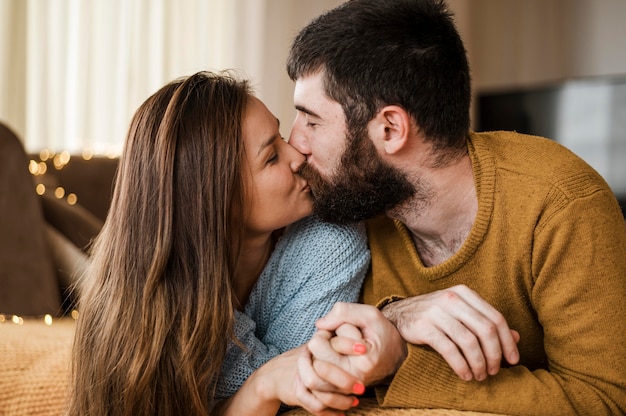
left=213, top=370, right=281, bottom=416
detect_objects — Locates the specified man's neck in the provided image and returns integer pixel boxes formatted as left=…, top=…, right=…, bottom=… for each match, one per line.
left=388, top=153, right=477, bottom=267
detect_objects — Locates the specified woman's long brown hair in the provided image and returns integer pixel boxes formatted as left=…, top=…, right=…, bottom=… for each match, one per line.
left=68, top=72, right=250, bottom=415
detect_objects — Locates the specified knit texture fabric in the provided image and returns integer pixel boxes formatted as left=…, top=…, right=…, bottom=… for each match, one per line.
left=217, top=215, right=370, bottom=398
left=362, top=131, right=626, bottom=415
left=282, top=398, right=497, bottom=415
left=0, top=318, right=75, bottom=415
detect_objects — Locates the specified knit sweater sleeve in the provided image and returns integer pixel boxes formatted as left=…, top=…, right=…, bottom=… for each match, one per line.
left=216, top=216, right=370, bottom=399
left=376, top=188, right=626, bottom=415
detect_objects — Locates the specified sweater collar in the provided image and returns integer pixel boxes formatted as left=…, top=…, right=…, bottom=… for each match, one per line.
left=392, top=131, right=495, bottom=279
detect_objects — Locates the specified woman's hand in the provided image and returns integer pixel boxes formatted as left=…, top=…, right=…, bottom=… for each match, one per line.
left=215, top=345, right=359, bottom=416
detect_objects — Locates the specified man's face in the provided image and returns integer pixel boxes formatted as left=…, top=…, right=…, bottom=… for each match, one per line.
left=290, top=72, right=415, bottom=224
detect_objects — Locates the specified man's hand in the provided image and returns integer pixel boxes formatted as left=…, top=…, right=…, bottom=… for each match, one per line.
left=382, top=284, right=520, bottom=381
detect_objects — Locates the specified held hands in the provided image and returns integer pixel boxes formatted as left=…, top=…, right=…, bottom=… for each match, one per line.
left=381, top=284, right=520, bottom=381
left=312, top=303, right=408, bottom=386
left=218, top=345, right=359, bottom=416
left=296, top=303, right=407, bottom=412
left=297, top=284, right=521, bottom=413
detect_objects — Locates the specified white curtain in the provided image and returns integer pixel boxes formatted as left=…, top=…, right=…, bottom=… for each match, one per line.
left=0, top=0, right=344, bottom=155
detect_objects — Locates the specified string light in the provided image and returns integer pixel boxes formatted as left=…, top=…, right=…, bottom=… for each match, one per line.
left=39, top=148, right=51, bottom=161
left=28, top=149, right=83, bottom=207
left=0, top=311, right=79, bottom=325
left=82, top=148, right=94, bottom=161
left=67, top=193, right=78, bottom=205
left=7, top=147, right=108, bottom=326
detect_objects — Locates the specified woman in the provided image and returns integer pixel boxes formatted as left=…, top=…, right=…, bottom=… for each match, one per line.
left=69, top=71, right=369, bottom=415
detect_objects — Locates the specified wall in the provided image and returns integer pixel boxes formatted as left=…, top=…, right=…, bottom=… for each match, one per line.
left=266, top=0, right=626, bottom=136
left=447, top=0, right=626, bottom=92
left=251, top=0, right=344, bottom=139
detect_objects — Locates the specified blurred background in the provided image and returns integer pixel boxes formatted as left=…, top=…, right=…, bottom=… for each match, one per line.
left=1, top=0, right=625, bottom=195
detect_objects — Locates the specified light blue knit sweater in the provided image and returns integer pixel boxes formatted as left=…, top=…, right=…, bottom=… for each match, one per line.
left=216, top=215, right=370, bottom=398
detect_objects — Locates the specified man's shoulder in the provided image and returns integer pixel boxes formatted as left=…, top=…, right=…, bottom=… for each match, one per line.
left=365, top=215, right=411, bottom=255
left=365, top=215, right=397, bottom=236
left=471, top=130, right=609, bottom=196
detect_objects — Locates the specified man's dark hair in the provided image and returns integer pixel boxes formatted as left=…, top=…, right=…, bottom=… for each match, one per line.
left=287, top=0, right=471, bottom=151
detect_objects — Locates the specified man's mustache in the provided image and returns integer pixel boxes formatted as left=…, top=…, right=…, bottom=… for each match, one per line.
left=297, top=161, right=326, bottom=198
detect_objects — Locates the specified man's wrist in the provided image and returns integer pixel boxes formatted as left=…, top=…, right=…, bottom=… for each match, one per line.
left=376, top=295, right=405, bottom=311
left=379, top=296, right=405, bottom=326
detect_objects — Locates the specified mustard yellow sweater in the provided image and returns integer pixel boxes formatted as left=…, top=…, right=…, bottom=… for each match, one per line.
left=362, top=131, right=626, bottom=415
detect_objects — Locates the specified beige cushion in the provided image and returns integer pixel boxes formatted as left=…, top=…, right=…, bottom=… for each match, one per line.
left=0, top=319, right=502, bottom=416
left=0, top=318, right=75, bottom=415
left=284, top=399, right=500, bottom=415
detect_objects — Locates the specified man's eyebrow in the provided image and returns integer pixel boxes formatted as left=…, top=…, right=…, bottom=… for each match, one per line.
left=295, top=105, right=321, bottom=119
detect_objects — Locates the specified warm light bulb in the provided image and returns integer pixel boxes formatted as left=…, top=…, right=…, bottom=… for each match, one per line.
left=29, top=160, right=39, bottom=175
left=67, top=193, right=78, bottom=205
left=82, top=148, right=94, bottom=160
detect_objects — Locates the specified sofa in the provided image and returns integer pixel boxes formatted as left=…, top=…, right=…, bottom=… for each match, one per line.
left=0, top=122, right=115, bottom=415
left=0, top=122, right=500, bottom=415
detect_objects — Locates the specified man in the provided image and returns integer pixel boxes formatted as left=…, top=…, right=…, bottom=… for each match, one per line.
left=286, top=0, right=626, bottom=414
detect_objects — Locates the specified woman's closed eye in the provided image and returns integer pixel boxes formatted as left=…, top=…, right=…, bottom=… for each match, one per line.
left=266, top=153, right=279, bottom=165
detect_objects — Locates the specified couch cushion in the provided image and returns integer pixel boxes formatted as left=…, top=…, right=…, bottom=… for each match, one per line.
left=0, top=317, right=75, bottom=415
left=39, top=192, right=103, bottom=253
left=0, top=123, right=62, bottom=316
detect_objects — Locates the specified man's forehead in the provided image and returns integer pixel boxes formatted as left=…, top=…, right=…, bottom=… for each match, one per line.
left=294, top=73, right=324, bottom=99
left=294, top=73, right=343, bottom=118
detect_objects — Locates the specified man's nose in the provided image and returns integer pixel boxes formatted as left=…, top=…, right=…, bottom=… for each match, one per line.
left=288, top=124, right=310, bottom=155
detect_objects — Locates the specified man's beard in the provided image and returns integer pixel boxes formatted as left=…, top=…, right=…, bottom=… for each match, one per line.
left=299, top=126, right=418, bottom=224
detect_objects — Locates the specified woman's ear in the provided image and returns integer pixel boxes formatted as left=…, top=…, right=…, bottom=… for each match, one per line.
left=369, top=105, right=411, bottom=155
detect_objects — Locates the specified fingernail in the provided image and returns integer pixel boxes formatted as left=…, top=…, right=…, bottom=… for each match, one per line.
left=352, top=382, right=365, bottom=395
left=510, top=350, right=519, bottom=363
left=353, top=343, right=367, bottom=354
left=351, top=397, right=360, bottom=407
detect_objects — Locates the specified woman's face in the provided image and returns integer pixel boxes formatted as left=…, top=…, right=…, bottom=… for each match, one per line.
left=242, top=96, right=313, bottom=235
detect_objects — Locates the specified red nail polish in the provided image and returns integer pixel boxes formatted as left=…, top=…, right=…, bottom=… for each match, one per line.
left=352, top=382, right=365, bottom=395
left=353, top=343, right=366, bottom=354
left=351, top=397, right=360, bottom=407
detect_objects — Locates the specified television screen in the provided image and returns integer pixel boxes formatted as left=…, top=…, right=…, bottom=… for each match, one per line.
left=477, top=76, right=626, bottom=216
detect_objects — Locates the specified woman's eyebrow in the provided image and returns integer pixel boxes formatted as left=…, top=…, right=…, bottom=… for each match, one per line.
left=256, top=118, right=281, bottom=156
left=257, top=134, right=279, bottom=157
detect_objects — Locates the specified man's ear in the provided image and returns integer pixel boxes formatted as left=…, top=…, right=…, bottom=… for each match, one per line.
left=369, top=105, right=411, bottom=155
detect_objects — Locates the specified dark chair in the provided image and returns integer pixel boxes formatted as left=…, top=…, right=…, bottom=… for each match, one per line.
left=0, top=121, right=63, bottom=316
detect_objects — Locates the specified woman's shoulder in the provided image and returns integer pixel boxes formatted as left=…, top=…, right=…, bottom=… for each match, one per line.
left=286, top=215, right=366, bottom=237
left=281, top=215, right=367, bottom=248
